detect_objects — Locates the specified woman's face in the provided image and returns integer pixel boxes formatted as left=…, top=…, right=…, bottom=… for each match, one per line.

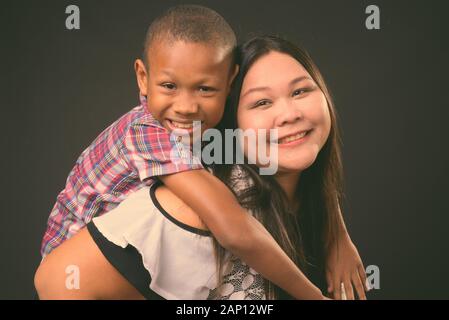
left=237, top=51, right=331, bottom=174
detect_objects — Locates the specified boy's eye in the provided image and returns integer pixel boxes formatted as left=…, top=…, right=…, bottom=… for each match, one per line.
left=198, top=86, right=216, bottom=93
left=161, top=83, right=176, bottom=90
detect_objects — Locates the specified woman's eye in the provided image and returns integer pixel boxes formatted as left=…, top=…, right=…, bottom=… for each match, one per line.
left=292, top=89, right=306, bottom=97
left=292, top=86, right=315, bottom=97
left=253, top=99, right=271, bottom=108
left=161, top=83, right=176, bottom=90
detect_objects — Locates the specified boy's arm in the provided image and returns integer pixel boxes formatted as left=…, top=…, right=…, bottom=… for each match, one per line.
left=122, top=122, right=324, bottom=299
left=160, top=169, right=325, bottom=300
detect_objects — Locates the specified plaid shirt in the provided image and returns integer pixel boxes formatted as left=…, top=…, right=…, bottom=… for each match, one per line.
left=41, top=96, right=203, bottom=257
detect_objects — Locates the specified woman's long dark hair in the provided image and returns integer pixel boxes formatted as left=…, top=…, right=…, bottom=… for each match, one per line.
left=213, top=36, right=346, bottom=299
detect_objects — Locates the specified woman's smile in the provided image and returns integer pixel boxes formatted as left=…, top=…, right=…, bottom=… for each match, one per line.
left=275, top=129, right=313, bottom=147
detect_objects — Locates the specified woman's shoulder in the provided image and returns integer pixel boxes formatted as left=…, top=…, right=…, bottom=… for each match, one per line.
left=92, top=183, right=210, bottom=249
left=102, top=186, right=154, bottom=216
left=154, top=185, right=209, bottom=231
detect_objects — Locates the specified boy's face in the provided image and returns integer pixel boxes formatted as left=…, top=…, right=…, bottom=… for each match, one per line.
left=135, top=40, right=238, bottom=135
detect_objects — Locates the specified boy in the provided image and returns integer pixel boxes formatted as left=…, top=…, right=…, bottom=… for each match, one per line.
left=41, top=5, right=326, bottom=299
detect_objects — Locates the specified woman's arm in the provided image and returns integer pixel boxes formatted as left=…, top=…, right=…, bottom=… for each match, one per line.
left=160, top=169, right=326, bottom=300
left=34, top=228, right=144, bottom=300
left=325, top=205, right=368, bottom=300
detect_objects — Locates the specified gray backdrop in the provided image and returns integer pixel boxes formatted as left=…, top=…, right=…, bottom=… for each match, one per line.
left=1, top=0, right=448, bottom=299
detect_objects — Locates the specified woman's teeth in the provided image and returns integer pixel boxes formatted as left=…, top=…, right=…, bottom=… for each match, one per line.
left=278, top=131, right=308, bottom=144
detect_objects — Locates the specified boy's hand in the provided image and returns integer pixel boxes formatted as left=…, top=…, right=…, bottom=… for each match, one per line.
left=325, top=234, right=368, bottom=300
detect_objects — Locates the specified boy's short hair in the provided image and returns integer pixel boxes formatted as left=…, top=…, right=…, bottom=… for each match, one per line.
left=142, top=5, right=237, bottom=67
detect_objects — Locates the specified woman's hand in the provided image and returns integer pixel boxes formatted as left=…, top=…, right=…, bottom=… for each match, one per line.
left=325, top=233, right=368, bottom=300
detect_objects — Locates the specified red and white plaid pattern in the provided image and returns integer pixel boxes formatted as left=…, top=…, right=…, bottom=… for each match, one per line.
left=41, top=96, right=203, bottom=257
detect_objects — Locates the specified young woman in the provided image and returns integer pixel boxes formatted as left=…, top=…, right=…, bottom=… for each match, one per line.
left=214, top=35, right=366, bottom=299
left=34, top=36, right=367, bottom=300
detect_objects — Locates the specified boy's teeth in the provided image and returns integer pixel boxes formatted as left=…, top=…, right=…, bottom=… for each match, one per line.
left=171, top=121, right=193, bottom=129
left=278, top=131, right=308, bottom=144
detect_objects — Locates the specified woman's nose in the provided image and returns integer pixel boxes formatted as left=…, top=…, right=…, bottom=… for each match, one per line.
left=274, top=99, right=303, bottom=127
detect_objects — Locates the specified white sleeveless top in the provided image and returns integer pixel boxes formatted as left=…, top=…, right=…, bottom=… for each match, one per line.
left=92, top=179, right=266, bottom=300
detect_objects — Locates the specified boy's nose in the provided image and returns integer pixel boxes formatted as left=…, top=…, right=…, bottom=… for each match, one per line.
left=173, top=96, right=199, bottom=115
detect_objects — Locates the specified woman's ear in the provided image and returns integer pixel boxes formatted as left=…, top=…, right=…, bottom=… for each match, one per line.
left=134, top=59, right=148, bottom=96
